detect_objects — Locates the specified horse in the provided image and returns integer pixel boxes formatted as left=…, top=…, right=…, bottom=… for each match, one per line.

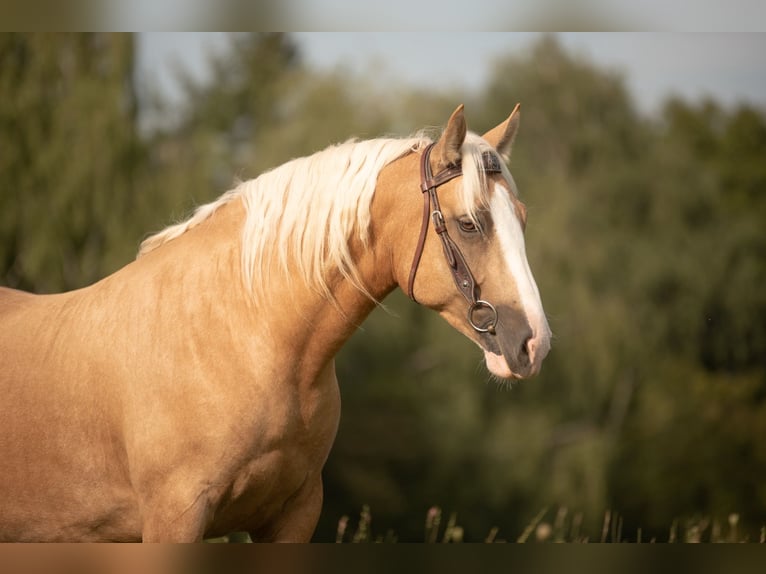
left=0, top=104, right=550, bottom=542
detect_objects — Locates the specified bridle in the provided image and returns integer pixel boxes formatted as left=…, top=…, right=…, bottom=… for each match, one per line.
left=407, top=142, right=503, bottom=335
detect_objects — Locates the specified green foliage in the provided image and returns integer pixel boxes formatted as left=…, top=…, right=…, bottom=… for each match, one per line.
left=2, top=33, right=764, bottom=543
left=0, top=33, right=141, bottom=291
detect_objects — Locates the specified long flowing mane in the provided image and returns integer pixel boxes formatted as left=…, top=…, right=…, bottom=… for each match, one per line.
left=138, top=133, right=509, bottom=302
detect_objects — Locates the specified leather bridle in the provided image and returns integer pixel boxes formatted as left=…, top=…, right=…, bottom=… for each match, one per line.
left=407, top=142, right=504, bottom=334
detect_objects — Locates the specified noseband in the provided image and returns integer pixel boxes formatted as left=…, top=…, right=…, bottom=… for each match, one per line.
left=407, top=142, right=503, bottom=334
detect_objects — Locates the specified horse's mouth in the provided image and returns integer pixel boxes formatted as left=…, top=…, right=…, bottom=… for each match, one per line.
left=484, top=350, right=524, bottom=380
left=457, top=308, right=546, bottom=380
left=485, top=351, right=515, bottom=379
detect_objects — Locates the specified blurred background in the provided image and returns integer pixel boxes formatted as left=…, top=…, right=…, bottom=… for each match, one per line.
left=1, top=33, right=765, bottom=542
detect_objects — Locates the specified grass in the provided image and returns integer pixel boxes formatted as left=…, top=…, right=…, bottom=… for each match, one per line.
left=208, top=506, right=766, bottom=543
left=335, top=505, right=765, bottom=543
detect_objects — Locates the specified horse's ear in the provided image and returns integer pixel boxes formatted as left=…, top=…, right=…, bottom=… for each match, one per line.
left=434, top=104, right=467, bottom=167
left=482, top=103, right=520, bottom=162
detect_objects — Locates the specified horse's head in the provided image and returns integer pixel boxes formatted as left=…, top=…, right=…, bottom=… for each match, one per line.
left=396, top=105, right=551, bottom=380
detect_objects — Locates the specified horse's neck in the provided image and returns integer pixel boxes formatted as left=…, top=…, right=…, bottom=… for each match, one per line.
left=271, top=160, right=417, bottom=380
left=252, top=222, right=398, bottom=385
left=125, top=197, right=397, bottom=385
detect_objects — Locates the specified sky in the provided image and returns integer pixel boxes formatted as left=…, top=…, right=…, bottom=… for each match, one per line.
left=100, top=1, right=766, bottom=31
left=137, top=33, right=766, bottom=121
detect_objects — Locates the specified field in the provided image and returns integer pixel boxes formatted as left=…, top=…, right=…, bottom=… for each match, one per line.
left=206, top=506, right=765, bottom=543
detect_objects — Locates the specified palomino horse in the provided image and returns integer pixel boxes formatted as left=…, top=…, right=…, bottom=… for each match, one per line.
left=0, top=105, right=550, bottom=541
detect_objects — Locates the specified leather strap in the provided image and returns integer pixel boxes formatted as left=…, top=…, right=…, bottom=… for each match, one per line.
left=421, top=165, right=463, bottom=192
left=407, top=143, right=502, bottom=304
left=406, top=183, right=432, bottom=301
left=428, top=185, right=477, bottom=304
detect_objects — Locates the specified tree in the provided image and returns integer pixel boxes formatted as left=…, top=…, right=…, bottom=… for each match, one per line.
left=0, top=33, right=142, bottom=292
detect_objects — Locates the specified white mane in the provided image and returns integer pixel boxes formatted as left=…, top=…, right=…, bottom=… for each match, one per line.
left=138, top=132, right=509, bottom=303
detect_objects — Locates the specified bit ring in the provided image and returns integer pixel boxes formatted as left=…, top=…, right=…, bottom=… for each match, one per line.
left=468, top=300, right=498, bottom=334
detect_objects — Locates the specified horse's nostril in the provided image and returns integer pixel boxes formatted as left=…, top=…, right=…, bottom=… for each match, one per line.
left=521, top=335, right=532, bottom=363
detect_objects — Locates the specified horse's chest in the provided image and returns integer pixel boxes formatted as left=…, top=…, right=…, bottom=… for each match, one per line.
left=211, top=373, right=340, bottom=535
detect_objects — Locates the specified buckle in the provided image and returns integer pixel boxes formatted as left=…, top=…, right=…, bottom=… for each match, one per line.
left=431, top=210, right=446, bottom=233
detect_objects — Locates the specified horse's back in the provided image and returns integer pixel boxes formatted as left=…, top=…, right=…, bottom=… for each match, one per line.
left=0, top=286, right=61, bottom=366
left=0, top=286, right=47, bottom=366
left=0, top=285, right=141, bottom=541
left=0, top=285, right=37, bottom=313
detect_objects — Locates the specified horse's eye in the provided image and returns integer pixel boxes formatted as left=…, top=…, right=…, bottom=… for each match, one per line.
left=458, top=218, right=479, bottom=233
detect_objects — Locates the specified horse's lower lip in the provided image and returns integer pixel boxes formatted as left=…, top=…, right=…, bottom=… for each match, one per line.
left=484, top=351, right=520, bottom=379
left=485, top=349, right=539, bottom=380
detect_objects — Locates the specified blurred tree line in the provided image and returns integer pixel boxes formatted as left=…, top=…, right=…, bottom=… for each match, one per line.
left=1, top=33, right=764, bottom=541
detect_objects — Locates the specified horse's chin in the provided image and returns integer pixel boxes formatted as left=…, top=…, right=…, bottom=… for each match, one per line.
left=484, top=351, right=522, bottom=380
